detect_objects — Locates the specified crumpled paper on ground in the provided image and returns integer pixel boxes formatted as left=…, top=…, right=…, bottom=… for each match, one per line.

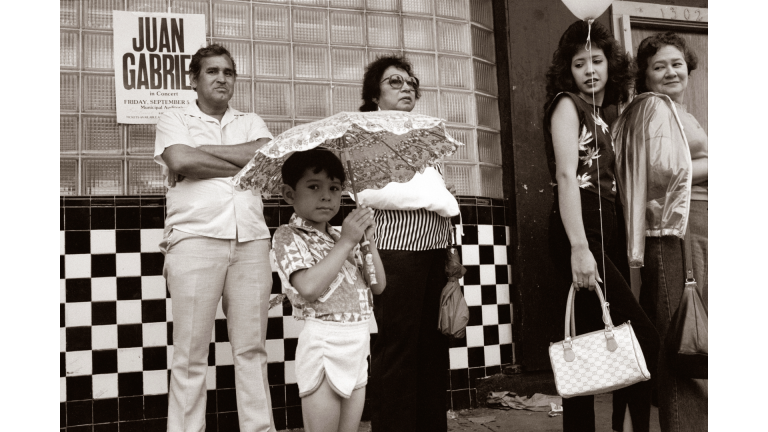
left=486, top=391, right=562, bottom=414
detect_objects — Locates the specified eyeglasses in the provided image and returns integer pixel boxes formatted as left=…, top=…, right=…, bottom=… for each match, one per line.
left=380, top=74, right=420, bottom=90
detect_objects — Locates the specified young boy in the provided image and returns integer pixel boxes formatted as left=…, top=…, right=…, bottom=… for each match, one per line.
left=271, top=149, right=386, bottom=432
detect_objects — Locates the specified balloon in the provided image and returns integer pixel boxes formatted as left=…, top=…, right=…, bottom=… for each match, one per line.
left=561, top=0, right=614, bottom=20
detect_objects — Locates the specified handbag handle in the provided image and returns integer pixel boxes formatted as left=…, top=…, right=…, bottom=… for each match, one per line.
left=561, top=283, right=618, bottom=361
left=683, top=224, right=695, bottom=283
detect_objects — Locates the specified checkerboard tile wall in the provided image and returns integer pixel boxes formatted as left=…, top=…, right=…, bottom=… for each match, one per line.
left=61, top=196, right=513, bottom=430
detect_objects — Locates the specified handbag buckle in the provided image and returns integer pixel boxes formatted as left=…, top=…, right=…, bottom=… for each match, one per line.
left=604, top=330, right=618, bottom=352
left=562, top=337, right=576, bottom=362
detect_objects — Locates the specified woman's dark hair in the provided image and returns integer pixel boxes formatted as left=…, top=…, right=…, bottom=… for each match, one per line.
left=188, top=43, right=237, bottom=86
left=634, top=32, right=698, bottom=94
left=281, top=149, right=347, bottom=189
left=544, top=20, right=632, bottom=108
left=360, top=55, right=421, bottom=112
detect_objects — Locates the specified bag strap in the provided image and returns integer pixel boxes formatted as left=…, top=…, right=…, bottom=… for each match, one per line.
left=683, top=221, right=695, bottom=282
left=564, top=283, right=615, bottom=339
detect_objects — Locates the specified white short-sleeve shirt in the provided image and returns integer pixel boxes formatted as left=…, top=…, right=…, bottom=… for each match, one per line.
left=154, top=103, right=273, bottom=241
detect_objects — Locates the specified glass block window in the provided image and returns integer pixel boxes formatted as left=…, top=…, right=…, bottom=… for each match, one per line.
left=60, top=0, right=503, bottom=197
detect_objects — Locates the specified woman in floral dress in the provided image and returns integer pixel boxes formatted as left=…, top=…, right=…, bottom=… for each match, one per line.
left=543, top=21, right=659, bottom=432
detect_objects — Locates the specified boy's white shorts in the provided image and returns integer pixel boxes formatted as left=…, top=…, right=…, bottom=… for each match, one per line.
left=295, top=317, right=371, bottom=399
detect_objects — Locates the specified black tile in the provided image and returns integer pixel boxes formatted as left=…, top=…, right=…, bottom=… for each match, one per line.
left=483, top=326, right=500, bottom=345
left=117, top=324, right=143, bottom=348
left=272, top=407, right=287, bottom=431
left=279, top=206, right=294, bottom=225
left=66, top=279, right=92, bottom=302
left=61, top=352, right=66, bottom=377
left=284, top=338, right=298, bottom=361
left=143, top=346, right=167, bottom=370
left=67, top=327, right=92, bottom=351
left=467, top=347, right=485, bottom=368
left=491, top=198, right=505, bottom=207
left=116, top=207, right=141, bottom=229
left=144, top=418, right=167, bottom=432
left=468, top=367, right=486, bottom=388
left=467, top=305, right=483, bottom=326
left=328, top=209, right=344, bottom=227
left=205, top=413, right=218, bottom=432
left=286, top=405, right=303, bottom=429
left=217, top=388, right=238, bottom=412
left=206, top=390, right=217, bottom=414
left=450, top=368, right=469, bottom=390
left=65, top=207, right=91, bottom=231
left=445, top=390, right=452, bottom=411
left=215, top=319, right=229, bottom=342
left=216, top=365, right=236, bottom=389
left=91, top=197, right=115, bottom=207
left=117, top=277, right=142, bottom=300
left=167, top=322, right=173, bottom=346
left=271, top=272, right=282, bottom=295
left=66, top=197, right=92, bottom=207
left=91, top=207, right=116, bottom=230
left=263, top=206, right=279, bottom=228
left=498, top=304, right=511, bottom=324
left=463, top=265, right=480, bottom=285
left=492, top=206, right=505, bottom=226
left=119, top=420, right=144, bottom=432
left=116, top=197, right=141, bottom=207
left=486, top=365, right=501, bottom=376
left=67, top=425, right=92, bottom=432
left=476, top=198, right=492, bottom=207
left=219, top=412, right=241, bottom=432
left=285, top=383, right=301, bottom=407
left=61, top=207, right=65, bottom=231
left=116, top=230, right=141, bottom=253
left=478, top=245, right=494, bottom=265
left=61, top=255, right=66, bottom=279
left=142, top=299, right=166, bottom=323
left=143, top=394, right=168, bottom=420
left=481, top=285, right=497, bottom=305
left=267, top=362, right=285, bottom=385
left=208, top=343, right=215, bottom=367
left=495, top=265, right=509, bottom=284
left=141, top=196, right=165, bottom=207
left=282, top=296, right=292, bottom=315
left=92, top=301, right=117, bottom=326
left=459, top=204, right=477, bottom=225
left=65, top=231, right=91, bottom=254
left=270, top=385, right=286, bottom=408
left=477, top=206, right=493, bottom=225
left=141, top=207, right=165, bottom=229
left=469, top=388, right=478, bottom=408
left=461, top=225, right=478, bottom=245
left=94, top=423, right=118, bottom=432
left=66, top=400, right=92, bottom=426
left=93, top=397, right=118, bottom=424
left=118, top=373, right=144, bottom=397
left=61, top=303, right=66, bottom=328
left=141, top=253, right=165, bottom=276
left=448, top=333, right=466, bottom=348
left=452, top=389, right=470, bottom=410
left=67, top=375, right=93, bottom=401
left=93, top=349, right=118, bottom=375
left=266, top=317, right=283, bottom=340
left=92, top=254, right=117, bottom=278
left=493, top=225, right=506, bottom=245
left=500, top=343, right=513, bottom=365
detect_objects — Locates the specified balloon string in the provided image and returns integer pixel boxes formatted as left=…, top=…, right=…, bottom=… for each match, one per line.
left=586, top=18, right=607, bottom=302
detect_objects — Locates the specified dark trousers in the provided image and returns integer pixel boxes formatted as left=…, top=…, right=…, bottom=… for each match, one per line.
left=370, top=248, right=449, bottom=432
left=549, top=191, right=660, bottom=432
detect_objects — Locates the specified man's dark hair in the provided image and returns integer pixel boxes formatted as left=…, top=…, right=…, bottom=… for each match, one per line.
left=360, top=55, right=421, bottom=112
left=281, top=149, right=347, bottom=190
left=544, top=20, right=633, bottom=109
left=634, top=32, right=698, bottom=94
left=188, top=43, right=237, bottom=88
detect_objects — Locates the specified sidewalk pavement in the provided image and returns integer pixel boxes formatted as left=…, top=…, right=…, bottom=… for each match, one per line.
left=285, top=393, right=661, bottom=432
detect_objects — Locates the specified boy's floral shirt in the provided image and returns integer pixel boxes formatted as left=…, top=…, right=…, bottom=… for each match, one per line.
left=271, top=213, right=373, bottom=323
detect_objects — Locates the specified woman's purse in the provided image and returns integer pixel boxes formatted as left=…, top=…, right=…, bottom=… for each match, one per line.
left=664, top=229, right=708, bottom=379
left=549, top=284, right=651, bottom=398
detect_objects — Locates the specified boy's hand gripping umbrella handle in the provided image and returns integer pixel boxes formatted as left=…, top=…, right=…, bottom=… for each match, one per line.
left=343, top=150, right=377, bottom=286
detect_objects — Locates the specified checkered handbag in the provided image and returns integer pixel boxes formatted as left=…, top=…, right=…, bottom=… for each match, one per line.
left=549, top=284, right=651, bottom=398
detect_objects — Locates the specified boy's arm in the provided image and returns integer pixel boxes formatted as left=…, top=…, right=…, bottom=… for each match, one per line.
left=289, top=240, right=357, bottom=303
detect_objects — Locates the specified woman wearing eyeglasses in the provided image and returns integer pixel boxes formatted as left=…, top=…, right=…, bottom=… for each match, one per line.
left=360, top=55, right=453, bottom=432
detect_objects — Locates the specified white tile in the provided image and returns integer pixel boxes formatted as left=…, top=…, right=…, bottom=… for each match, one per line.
left=268, top=295, right=286, bottom=318
left=144, top=370, right=168, bottom=395
left=215, top=298, right=226, bottom=319
left=455, top=225, right=464, bottom=245
left=60, top=377, right=66, bottom=402
left=284, top=361, right=297, bottom=384
left=65, top=303, right=92, bottom=327
left=215, top=342, right=234, bottom=365
left=478, top=225, right=494, bottom=245
left=499, top=323, right=512, bottom=345
left=460, top=245, right=479, bottom=265
left=493, top=246, right=507, bottom=265
left=449, top=347, right=468, bottom=370
left=91, top=230, right=116, bottom=254
left=65, top=255, right=91, bottom=279
left=465, top=326, right=484, bottom=347
left=142, top=276, right=167, bottom=299
left=91, top=278, right=117, bottom=301
left=206, top=366, right=217, bottom=390
left=61, top=328, right=66, bottom=353
left=66, top=351, right=92, bottom=376
left=463, top=285, right=482, bottom=307
left=210, top=325, right=217, bottom=343
left=283, top=316, right=304, bottom=339
left=116, top=253, right=142, bottom=277
left=505, top=226, right=510, bottom=245
left=143, top=323, right=167, bottom=347
left=117, top=300, right=142, bottom=324
left=266, top=339, right=285, bottom=363
left=60, top=231, right=66, bottom=255
left=92, top=325, right=118, bottom=350
left=166, top=298, right=173, bottom=322
left=484, top=345, right=501, bottom=366
left=496, top=285, right=510, bottom=304
left=141, top=229, right=165, bottom=253
left=479, top=265, right=496, bottom=285
left=167, top=345, right=175, bottom=369
left=60, top=280, right=66, bottom=304
left=118, top=347, right=143, bottom=372
left=481, top=305, right=498, bottom=325
left=93, top=373, right=119, bottom=399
